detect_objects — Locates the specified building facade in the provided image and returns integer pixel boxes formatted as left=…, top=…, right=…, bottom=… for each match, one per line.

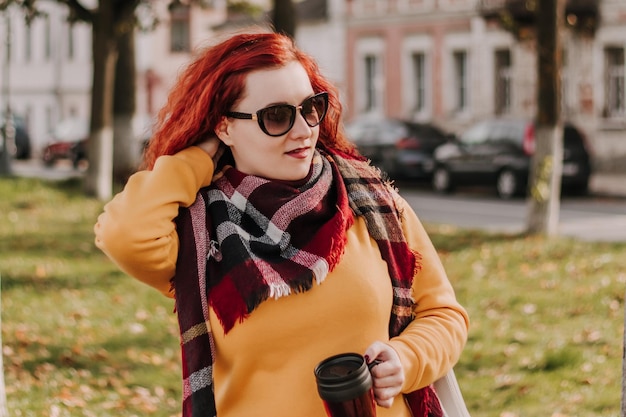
left=1, top=0, right=624, bottom=170
left=0, top=2, right=92, bottom=153
left=0, top=0, right=343, bottom=157
left=344, top=0, right=626, bottom=170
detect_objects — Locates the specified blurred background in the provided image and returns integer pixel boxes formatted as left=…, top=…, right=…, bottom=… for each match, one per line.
left=0, top=2, right=625, bottom=415
left=0, top=0, right=624, bottom=172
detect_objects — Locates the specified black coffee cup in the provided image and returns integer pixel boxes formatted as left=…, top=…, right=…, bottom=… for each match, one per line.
left=314, top=353, right=377, bottom=417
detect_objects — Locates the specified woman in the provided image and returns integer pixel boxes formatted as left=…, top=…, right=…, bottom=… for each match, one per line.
left=94, top=31, right=469, bottom=417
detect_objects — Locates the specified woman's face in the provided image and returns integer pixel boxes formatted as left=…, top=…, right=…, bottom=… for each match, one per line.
left=216, top=61, right=320, bottom=181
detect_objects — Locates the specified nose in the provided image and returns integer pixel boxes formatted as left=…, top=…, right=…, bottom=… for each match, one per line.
left=289, top=108, right=313, bottom=138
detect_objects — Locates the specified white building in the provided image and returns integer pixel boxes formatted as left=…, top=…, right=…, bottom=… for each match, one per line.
left=0, top=2, right=92, bottom=153
left=0, top=0, right=346, bottom=157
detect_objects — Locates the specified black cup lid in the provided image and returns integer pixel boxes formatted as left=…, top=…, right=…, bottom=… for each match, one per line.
left=314, top=353, right=373, bottom=402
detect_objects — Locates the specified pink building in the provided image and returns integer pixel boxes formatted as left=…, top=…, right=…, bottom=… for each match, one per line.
left=342, top=0, right=626, bottom=170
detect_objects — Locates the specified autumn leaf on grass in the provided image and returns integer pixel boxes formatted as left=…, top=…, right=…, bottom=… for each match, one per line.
left=57, top=386, right=87, bottom=407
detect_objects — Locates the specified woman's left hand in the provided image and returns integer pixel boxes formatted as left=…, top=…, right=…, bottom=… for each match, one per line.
left=364, top=341, right=405, bottom=408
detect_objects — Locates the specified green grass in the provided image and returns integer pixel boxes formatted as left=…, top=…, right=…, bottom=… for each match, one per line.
left=1, top=177, right=624, bottom=416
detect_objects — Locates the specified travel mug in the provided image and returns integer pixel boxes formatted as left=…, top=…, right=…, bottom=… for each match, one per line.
left=314, top=352, right=377, bottom=417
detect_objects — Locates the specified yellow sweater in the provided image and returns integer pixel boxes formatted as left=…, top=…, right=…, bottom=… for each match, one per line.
left=95, top=146, right=469, bottom=417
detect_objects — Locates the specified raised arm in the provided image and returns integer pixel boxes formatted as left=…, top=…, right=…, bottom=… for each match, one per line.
left=94, top=146, right=215, bottom=297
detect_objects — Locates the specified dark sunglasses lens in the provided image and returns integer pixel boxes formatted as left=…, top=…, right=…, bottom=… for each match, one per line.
left=302, top=94, right=328, bottom=127
left=260, top=105, right=295, bottom=136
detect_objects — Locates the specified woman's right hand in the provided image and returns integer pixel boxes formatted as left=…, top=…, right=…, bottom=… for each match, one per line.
left=196, top=136, right=224, bottom=160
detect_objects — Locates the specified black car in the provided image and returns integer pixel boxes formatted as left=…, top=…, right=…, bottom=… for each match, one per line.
left=431, top=118, right=592, bottom=199
left=1, top=113, right=31, bottom=160
left=345, top=116, right=453, bottom=180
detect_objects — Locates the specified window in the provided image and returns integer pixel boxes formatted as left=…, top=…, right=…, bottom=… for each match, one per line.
left=25, top=22, right=32, bottom=62
left=411, top=52, right=426, bottom=112
left=494, top=49, right=511, bottom=114
left=44, top=16, right=52, bottom=60
left=25, top=106, right=32, bottom=133
left=364, top=54, right=380, bottom=111
left=67, top=23, right=75, bottom=60
left=604, top=46, right=625, bottom=118
left=356, top=37, right=384, bottom=114
left=46, top=106, right=54, bottom=134
left=453, top=50, right=467, bottom=111
left=170, top=4, right=191, bottom=53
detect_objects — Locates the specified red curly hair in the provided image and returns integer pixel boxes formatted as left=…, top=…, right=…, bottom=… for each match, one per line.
left=142, top=31, right=358, bottom=170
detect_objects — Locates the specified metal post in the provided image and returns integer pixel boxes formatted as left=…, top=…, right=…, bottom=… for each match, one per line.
left=0, top=12, right=14, bottom=176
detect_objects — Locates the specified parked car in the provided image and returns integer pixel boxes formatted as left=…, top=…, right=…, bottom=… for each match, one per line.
left=345, top=116, right=454, bottom=180
left=42, top=117, right=89, bottom=168
left=1, top=113, right=32, bottom=159
left=431, top=118, right=592, bottom=199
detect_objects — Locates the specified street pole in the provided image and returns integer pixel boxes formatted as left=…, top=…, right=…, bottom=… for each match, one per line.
left=0, top=12, right=14, bottom=177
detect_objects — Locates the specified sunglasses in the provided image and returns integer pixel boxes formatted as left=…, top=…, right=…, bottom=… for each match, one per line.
left=225, top=92, right=329, bottom=137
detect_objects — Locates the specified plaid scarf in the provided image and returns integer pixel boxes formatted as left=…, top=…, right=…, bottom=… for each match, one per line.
left=172, top=147, right=443, bottom=417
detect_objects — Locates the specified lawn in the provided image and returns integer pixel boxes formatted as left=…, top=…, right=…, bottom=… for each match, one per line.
left=1, top=177, right=624, bottom=417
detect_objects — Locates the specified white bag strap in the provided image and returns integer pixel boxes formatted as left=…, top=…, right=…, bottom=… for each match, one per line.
left=433, top=369, right=471, bottom=417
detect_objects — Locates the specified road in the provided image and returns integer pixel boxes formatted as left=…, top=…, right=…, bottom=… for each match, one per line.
left=10, top=160, right=626, bottom=243
left=398, top=184, right=626, bottom=243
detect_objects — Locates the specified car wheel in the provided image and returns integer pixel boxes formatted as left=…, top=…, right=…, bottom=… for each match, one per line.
left=42, top=152, right=55, bottom=168
left=496, top=169, right=519, bottom=199
left=432, top=166, right=453, bottom=193
left=564, top=178, right=590, bottom=196
left=71, top=150, right=83, bottom=169
left=72, top=155, right=81, bottom=169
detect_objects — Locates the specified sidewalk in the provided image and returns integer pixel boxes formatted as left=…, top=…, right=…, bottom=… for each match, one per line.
left=589, top=172, right=626, bottom=199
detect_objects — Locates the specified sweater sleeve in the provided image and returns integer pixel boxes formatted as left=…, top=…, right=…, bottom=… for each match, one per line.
left=94, top=146, right=215, bottom=297
left=387, top=195, right=470, bottom=392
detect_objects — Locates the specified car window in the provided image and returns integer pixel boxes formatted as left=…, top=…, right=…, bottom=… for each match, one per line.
left=1, top=113, right=26, bottom=129
left=346, top=120, right=375, bottom=142
left=564, top=125, right=585, bottom=149
left=490, top=121, right=525, bottom=145
left=459, top=121, right=491, bottom=145
left=53, top=118, right=89, bottom=142
left=408, top=124, right=446, bottom=140
left=378, top=121, right=407, bottom=144
left=345, top=123, right=367, bottom=143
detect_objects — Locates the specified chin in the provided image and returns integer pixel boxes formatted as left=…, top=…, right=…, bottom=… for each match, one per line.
left=282, top=172, right=309, bottom=181
left=281, top=165, right=311, bottom=181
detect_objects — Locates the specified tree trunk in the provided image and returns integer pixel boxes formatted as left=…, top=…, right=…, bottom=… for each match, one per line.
left=622, top=289, right=626, bottom=417
left=83, top=1, right=117, bottom=200
left=526, top=0, right=565, bottom=236
left=0, top=274, right=7, bottom=417
left=1, top=15, right=13, bottom=177
left=0, top=122, right=13, bottom=177
left=271, top=0, right=297, bottom=39
left=113, top=26, right=138, bottom=185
